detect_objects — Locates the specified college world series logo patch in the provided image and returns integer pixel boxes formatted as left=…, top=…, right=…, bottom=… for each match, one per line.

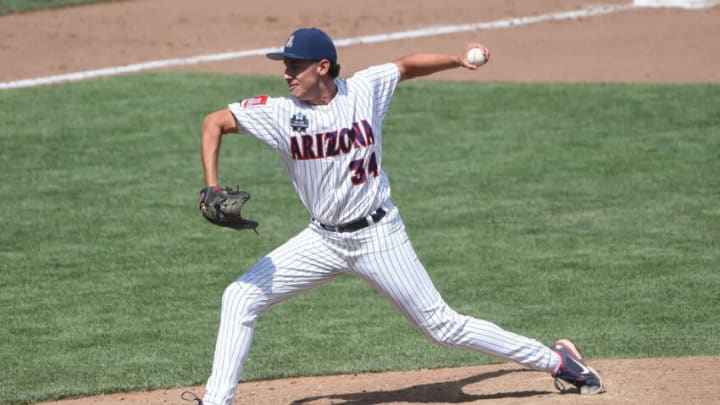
left=290, top=112, right=309, bottom=133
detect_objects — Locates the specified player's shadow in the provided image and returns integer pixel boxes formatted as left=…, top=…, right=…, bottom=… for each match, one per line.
left=290, top=368, right=553, bottom=404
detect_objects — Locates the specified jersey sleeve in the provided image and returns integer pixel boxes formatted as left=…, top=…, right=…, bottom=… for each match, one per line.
left=351, top=63, right=401, bottom=123
left=227, top=95, right=283, bottom=149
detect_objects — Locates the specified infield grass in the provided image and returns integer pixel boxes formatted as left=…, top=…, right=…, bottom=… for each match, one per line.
left=0, top=73, right=718, bottom=404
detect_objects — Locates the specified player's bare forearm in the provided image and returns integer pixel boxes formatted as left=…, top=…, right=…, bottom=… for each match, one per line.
left=395, top=43, right=489, bottom=81
left=201, top=127, right=221, bottom=187
left=395, top=53, right=462, bottom=80
left=201, top=109, right=237, bottom=187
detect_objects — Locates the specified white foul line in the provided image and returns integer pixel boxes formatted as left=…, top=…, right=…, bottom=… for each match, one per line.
left=0, top=3, right=636, bottom=90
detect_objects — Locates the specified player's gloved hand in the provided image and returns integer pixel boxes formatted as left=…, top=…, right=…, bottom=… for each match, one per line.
left=198, top=186, right=259, bottom=232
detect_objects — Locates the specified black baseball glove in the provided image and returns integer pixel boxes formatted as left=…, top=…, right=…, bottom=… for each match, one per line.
left=198, top=186, right=259, bottom=232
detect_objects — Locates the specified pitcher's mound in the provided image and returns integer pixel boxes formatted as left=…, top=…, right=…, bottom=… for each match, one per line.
left=39, top=356, right=718, bottom=405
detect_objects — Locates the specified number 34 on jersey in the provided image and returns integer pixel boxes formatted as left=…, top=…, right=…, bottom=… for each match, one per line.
left=289, top=118, right=379, bottom=185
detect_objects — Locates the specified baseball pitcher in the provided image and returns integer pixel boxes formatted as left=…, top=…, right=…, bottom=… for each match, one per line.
left=185, top=27, right=603, bottom=405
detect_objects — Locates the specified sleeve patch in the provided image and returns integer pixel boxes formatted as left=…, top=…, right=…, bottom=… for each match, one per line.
left=241, top=95, right=269, bottom=108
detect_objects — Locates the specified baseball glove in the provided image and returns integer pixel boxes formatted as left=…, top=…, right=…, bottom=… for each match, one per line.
left=198, top=186, right=259, bottom=232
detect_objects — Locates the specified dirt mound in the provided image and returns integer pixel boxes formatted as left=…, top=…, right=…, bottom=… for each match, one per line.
left=40, top=357, right=719, bottom=404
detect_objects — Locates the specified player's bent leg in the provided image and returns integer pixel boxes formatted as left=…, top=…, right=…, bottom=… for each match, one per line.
left=353, top=219, right=557, bottom=373
left=357, top=229, right=604, bottom=394
left=203, top=228, right=345, bottom=405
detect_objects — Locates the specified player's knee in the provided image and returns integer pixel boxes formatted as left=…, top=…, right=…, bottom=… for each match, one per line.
left=221, top=281, right=264, bottom=315
left=221, top=282, right=242, bottom=308
left=423, top=323, right=456, bottom=346
left=417, top=308, right=465, bottom=346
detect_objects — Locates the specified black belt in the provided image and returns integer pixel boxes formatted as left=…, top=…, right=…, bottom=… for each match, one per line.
left=317, top=208, right=387, bottom=233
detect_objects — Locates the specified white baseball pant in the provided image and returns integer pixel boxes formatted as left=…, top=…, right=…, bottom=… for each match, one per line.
left=202, top=204, right=558, bottom=405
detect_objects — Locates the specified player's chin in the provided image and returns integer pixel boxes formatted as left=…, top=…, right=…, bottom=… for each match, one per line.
left=288, top=86, right=305, bottom=100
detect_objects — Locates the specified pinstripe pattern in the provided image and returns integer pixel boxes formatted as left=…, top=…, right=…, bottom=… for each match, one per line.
left=227, top=63, right=397, bottom=226
left=203, top=63, right=560, bottom=405
left=203, top=206, right=558, bottom=405
left=203, top=228, right=345, bottom=405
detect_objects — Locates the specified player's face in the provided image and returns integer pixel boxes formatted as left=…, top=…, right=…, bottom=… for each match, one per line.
left=283, top=58, right=323, bottom=102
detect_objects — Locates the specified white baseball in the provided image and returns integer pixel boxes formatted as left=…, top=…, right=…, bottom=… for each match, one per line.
left=466, top=47, right=487, bottom=66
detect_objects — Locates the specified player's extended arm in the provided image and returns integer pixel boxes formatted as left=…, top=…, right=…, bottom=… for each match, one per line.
left=394, top=42, right=489, bottom=81
left=201, top=108, right=238, bottom=187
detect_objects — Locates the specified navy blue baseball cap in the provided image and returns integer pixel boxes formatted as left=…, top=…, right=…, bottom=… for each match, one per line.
left=266, top=28, right=337, bottom=64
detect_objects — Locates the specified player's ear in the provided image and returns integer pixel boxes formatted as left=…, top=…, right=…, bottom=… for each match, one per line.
left=317, top=59, right=332, bottom=76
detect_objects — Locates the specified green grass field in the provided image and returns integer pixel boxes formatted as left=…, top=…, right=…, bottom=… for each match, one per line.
left=1, top=73, right=719, bottom=404
left=0, top=0, right=109, bottom=15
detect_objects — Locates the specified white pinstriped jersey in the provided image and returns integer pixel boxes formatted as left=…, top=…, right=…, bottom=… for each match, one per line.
left=228, top=63, right=400, bottom=226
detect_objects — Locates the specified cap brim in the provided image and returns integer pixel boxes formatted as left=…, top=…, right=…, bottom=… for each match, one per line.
left=266, top=51, right=323, bottom=61
left=266, top=52, right=287, bottom=60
